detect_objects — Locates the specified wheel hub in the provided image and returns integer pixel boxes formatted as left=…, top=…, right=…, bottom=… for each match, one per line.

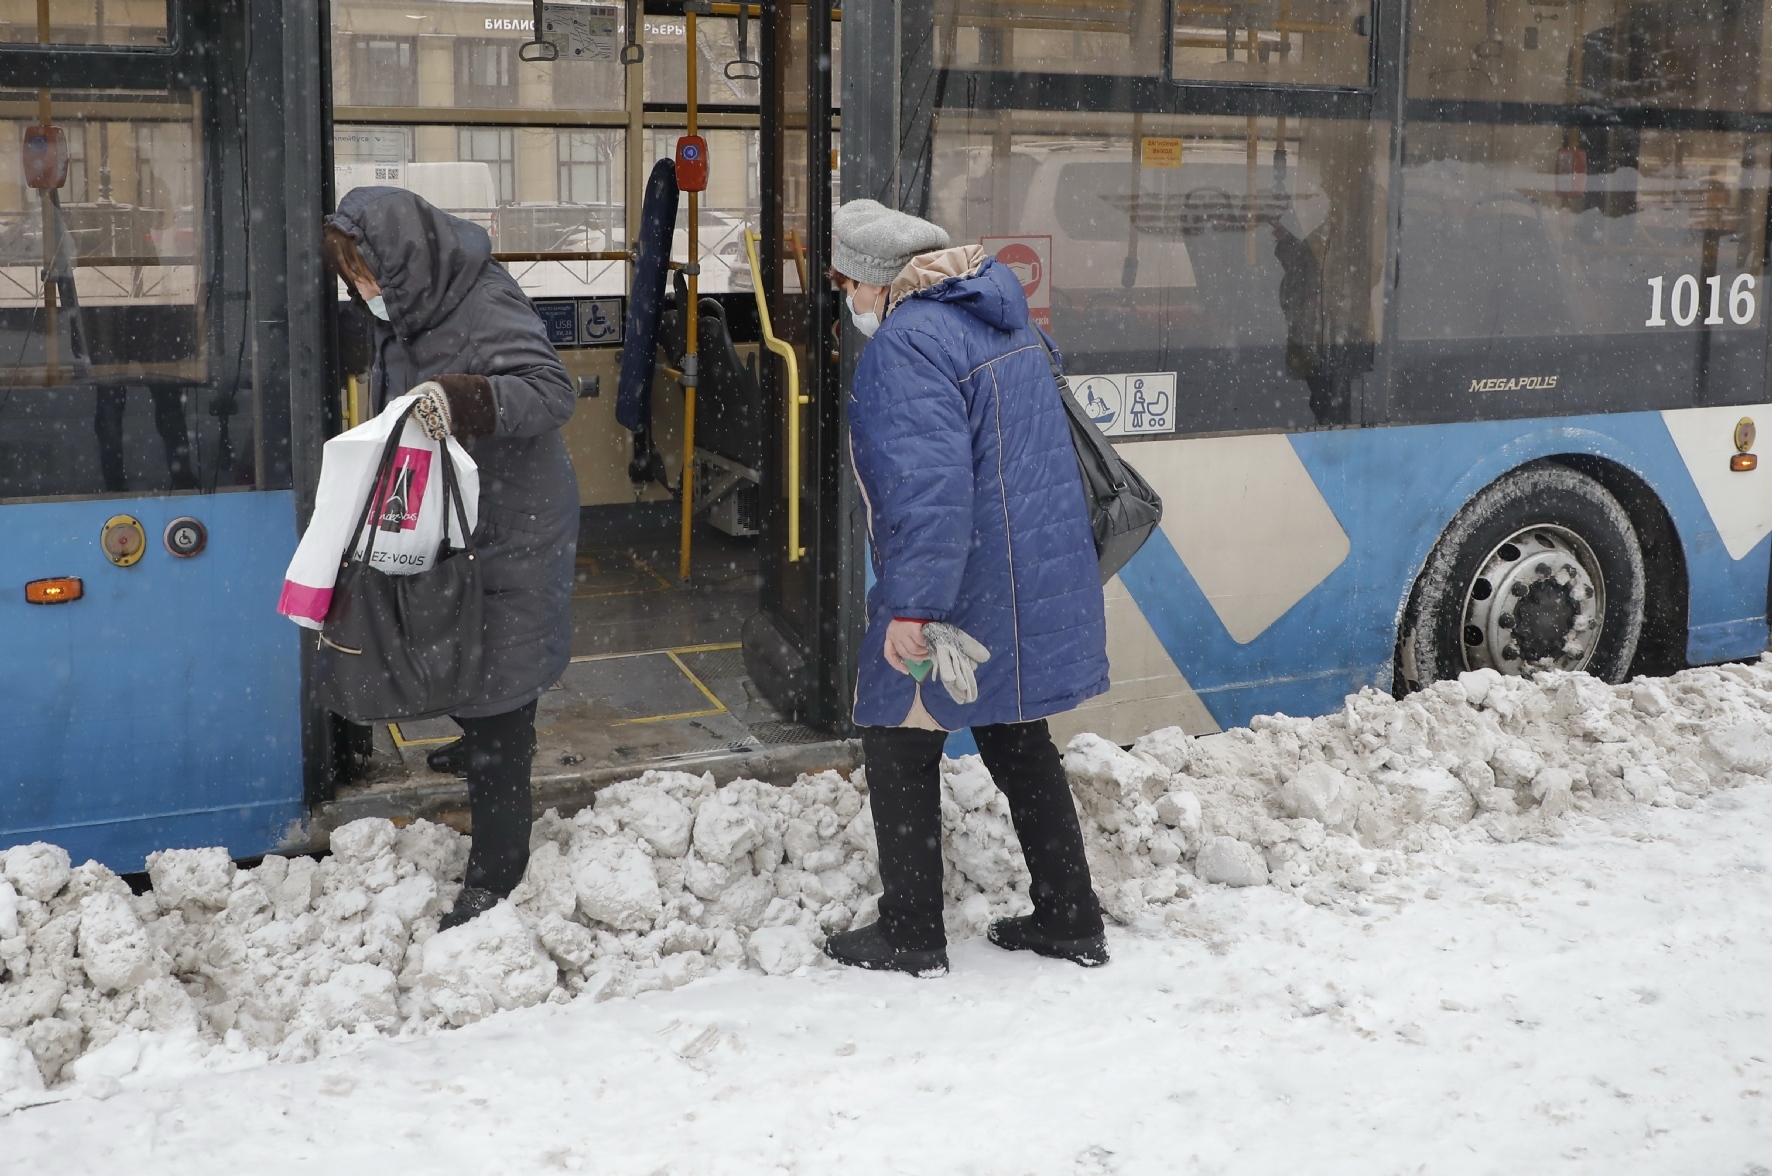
left=1460, top=525, right=1604, bottom=675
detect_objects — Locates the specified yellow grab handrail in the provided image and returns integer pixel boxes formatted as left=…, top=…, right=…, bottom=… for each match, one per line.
left=743, top=229, right=807, bottom=562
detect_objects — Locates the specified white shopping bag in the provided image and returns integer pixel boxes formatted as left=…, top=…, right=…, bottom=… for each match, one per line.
left=277, top=393, right=479, bottom=630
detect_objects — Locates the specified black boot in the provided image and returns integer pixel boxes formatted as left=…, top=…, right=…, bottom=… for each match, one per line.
left=427, top=737, right=468, bottom=777
left=823, top=922, right=949, bottom=977
left=439, top=886, right=501, bottom=931
left=987, top=915, right=1109, bottom=967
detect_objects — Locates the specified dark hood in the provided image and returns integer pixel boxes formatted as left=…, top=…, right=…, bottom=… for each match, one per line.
left=327, top=186, right=492, bottom=339
left=911, top=256, right=1029, bottom=333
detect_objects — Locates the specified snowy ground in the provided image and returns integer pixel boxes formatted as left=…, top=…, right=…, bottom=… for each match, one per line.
left=6, top=662, right=1772, bottom=1171
left=3, top=782, right=1769, bottom=1174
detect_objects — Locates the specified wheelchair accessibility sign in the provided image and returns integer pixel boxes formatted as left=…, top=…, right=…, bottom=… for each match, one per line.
left=1070, top=371, right=1176, bottom=436
left=577, top=297, right=624, bottom=345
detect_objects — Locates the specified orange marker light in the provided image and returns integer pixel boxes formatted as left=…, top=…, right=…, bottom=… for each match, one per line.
left=1731, top=453, right=1758, bottom=472
left=25, top=577, right=82, bottom=604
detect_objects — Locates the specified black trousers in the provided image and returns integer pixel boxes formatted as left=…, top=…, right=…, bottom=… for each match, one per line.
left=454, top=699, right=538, bottom=896
left=861, top=720, right=1104, bottom=952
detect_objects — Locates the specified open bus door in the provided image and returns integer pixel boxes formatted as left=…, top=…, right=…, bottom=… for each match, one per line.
left=741, top=1, right=861, bottom=731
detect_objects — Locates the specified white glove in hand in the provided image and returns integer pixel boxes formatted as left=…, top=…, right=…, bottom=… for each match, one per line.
left=410, top=380, right=453, bottom=440
left=924, top=622, right=990, bottom=705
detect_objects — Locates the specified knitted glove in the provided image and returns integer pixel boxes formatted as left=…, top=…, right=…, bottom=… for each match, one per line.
left=408, top=380, right=453, bottom=440
left=433, top=372, right=497, bottom=438
left=923, top=621, right=990, bottom=705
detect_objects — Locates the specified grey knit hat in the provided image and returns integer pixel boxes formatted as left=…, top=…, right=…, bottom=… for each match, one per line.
left=831, top=199, right=950, bottom=287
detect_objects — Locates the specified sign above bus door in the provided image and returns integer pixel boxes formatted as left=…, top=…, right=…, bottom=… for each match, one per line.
left=982, top=235, right=1051, bottom=330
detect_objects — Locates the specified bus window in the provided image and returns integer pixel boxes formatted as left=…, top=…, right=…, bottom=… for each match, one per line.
left=330, top=0, right=626, bottom=114
left=1171, top=0, right=1373, bottom=88
left=932, top=0, right=1166, bottom=76
left=333, top=123, right=629, bottom=302
left=930, top=113, right=1385, bottom=433
left=643, top=16, right=768, bottom=106
left=1408, top=0, right=1772, bottom=110
left=1394, top=1, right=1772, bottom=422
left=0, top=1, right=168, bottom=48
left=0, top=89, right=228, bottom=499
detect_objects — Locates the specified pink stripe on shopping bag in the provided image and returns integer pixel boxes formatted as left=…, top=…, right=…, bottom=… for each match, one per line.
left=277, top=580, right=333, bottom=623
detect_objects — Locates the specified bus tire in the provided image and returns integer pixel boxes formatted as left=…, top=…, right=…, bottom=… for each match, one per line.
left=1398, top=462, right=1645, bottom=693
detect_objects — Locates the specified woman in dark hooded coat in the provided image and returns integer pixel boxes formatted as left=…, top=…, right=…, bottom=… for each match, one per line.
left=323, top=186, right=578, bottom=930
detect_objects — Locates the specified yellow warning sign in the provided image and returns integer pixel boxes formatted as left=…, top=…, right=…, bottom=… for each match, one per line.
left=1141, top=137, right=1183, bottom=169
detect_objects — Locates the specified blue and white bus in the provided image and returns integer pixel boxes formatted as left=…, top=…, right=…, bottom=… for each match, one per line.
left=3, top=0, right=1770, bottom=869
left=845, top=0, right=1772, bottom=753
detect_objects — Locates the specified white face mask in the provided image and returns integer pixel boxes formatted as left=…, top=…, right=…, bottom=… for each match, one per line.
left=845, top=292, right=879, bottom=338
left=365, top=294, right=390, bottom=321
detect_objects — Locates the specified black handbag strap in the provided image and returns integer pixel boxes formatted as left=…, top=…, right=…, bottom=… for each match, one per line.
left=1036, top=330, right=1129, bottom=493
left=437, top=426, right=475, bottom=555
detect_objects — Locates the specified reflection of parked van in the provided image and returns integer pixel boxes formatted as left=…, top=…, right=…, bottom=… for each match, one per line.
left=933, top=138, right=1335, bottom=357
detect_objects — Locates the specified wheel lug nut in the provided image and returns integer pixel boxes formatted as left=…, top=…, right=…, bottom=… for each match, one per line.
left=1499, top=613, right=1514, bottom=628
left=1510, top=581, right=1528, bottom=597
left=1535, top=562, right=1551, bottom=576
left=1501, top=644, right=1519, bottom=660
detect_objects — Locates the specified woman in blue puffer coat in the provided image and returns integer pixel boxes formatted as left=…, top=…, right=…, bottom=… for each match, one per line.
left=821, top=200, right=1110, bottom=977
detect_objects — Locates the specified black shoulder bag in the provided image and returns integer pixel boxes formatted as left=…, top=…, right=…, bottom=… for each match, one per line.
left=1038, top=334, right=1164, bottom=583
left=314, top=402, right=485, bottom=722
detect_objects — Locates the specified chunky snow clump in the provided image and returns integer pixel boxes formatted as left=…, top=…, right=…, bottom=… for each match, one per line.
left=7, top=659, right=1772, bottom=1104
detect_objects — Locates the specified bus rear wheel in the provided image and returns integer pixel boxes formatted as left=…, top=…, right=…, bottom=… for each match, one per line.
left=1399, top=463, right=1645, bottom=693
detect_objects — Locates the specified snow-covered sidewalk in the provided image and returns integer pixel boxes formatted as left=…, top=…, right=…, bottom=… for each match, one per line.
left=3, top=783, right=1770, bottom=1173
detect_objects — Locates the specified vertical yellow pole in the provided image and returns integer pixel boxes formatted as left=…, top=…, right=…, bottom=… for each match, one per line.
left=678, top=11, right=700, bottom=581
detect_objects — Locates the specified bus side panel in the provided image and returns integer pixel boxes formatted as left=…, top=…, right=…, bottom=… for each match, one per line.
left=1111, top=411, right=1770, bottom=733
left=0, top=491, right=304, bottom=871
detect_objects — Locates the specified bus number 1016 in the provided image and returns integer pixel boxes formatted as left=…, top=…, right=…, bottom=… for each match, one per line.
left=1645, top=273, right=1757, bottom=327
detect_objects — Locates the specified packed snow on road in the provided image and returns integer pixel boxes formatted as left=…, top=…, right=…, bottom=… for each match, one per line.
left=3, top=662, right=1771, bottom=1172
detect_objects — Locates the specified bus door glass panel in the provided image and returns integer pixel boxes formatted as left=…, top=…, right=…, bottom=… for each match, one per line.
left=0, top=1, right=169, bottom=47
left=929, top=112, right=1385, bottom=432
left=1394, top=1, right=1772, bottom=422
left=1170, top=0, right=1374, bottom=88
left=760, top=1, right=819, bottom=630
left=0, top=89, right=236, bottom=500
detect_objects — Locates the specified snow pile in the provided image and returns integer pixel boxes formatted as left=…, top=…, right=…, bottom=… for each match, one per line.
left=7, top=659, right=1772, bottom=1105
left=1065, top=660, right=1772, bottom=923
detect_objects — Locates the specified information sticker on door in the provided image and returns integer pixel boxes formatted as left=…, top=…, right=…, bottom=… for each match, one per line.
left=1069, top=372, right=1176, bottom=436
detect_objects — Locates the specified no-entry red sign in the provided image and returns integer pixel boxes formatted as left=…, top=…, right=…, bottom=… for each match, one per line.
left=981, top=235, right=1052, bottom=329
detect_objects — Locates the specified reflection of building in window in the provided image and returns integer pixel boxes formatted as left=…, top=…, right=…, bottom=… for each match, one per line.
left=552, top=56, right=624, bottom=110
left=558, top=131, right=618, bottom=205
left=457, top=127, right=515, bottom=203
left=454, top=38, right=517, bottom=108
left=349, top=36, right=418, bottom=106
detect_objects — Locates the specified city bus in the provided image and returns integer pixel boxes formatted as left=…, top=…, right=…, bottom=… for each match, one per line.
left=2, top=0, right=1769, bottom=871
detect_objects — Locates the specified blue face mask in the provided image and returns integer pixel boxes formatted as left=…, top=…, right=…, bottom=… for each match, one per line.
left=366, top=294, right=390, bottom=321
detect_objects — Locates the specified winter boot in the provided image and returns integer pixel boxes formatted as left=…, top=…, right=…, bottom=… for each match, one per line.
left=439, top=886, right=501, bottom=931
left=427, top=737, right=468, bottom=777
left=823, top=922, right=949, bottom=977
left=987, top=915, right=1109, bottom=967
